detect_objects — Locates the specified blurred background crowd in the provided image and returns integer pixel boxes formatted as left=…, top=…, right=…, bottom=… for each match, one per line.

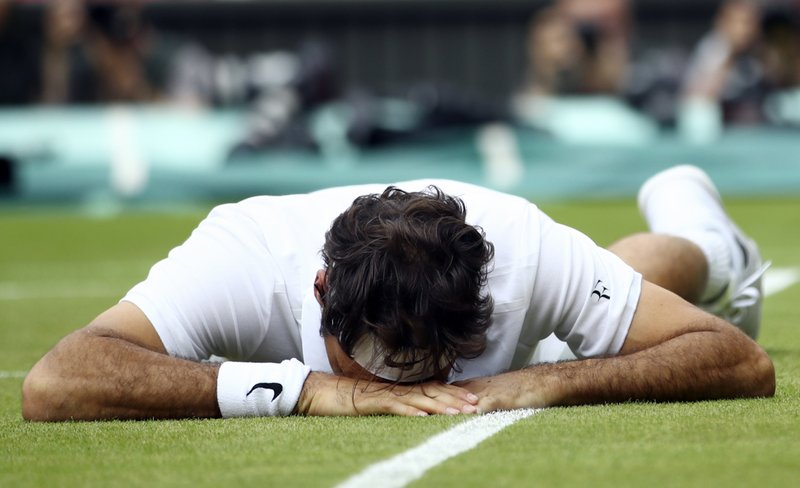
left=2, top=0, right=800, bottom=151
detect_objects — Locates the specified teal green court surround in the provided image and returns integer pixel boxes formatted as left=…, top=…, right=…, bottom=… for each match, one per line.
left=1, top=106, right=798, bottom=206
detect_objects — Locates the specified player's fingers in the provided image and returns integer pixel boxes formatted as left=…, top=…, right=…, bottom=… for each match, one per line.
left=450, top=379, right=485, bottom=398
left=355, top=389, right=430, bottom=417
left=438, top=383, right=480, bottom=404
left=394, top=388, right=477, bottom=415
left=419, top=382, right=480, bottom=406
left=353, top=382, right=478, bottom=416
left=381, top=402, right=430, bottom=417
left=357, top=386, right=468, bottom=416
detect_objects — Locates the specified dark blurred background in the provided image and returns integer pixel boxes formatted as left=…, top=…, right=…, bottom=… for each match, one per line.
left=1, top=0, right=799, bottom=203
left=5, top=1, right=790, bottom=103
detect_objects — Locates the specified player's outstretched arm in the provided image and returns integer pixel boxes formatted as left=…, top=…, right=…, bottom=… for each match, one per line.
left=22, top=302, right=478, bottom=421
left=22, top=302, right=222, bottom=421
left=456, top=280, right=775, bottom=412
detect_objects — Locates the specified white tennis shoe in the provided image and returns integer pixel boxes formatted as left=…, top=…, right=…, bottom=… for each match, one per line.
left=638, top=165, right=769, bottom=339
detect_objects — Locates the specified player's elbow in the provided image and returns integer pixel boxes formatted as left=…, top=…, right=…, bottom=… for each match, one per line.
left=746, top=346, right=775, bottom=398
left=21, top=363, right=59, bottom=421
left=22, top=348, right=81, bottom=422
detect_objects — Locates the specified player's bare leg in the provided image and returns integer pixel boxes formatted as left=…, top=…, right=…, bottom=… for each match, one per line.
left=608, top=233, right=708, bottom=304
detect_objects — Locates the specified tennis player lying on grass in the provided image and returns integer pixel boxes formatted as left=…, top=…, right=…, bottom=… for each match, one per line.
left=22, top=165, right=775, bottom=421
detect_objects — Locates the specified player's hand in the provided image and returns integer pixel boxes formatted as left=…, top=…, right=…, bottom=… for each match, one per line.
left=454, top=371, right=549, bottom=413
left=296, top=372, right=480, bottom=417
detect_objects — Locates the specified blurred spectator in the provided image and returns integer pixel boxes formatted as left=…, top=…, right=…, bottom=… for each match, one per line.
left=624, top=47, right=688, bottom=127
left=558, top=0, right=631, bottom=94
left=230, top=40, right=339, bottom=156
left=522, top=0, right=631, bottom=97
left=761, top=4, right=800, bottom=89
left=0, top=0, right=41, bottom=104
left=513, top=0, right=659, bottom=145
left=40, top=1, right=207, bottom=104
left=229, top=39, right=507, bottom=159
left=40, top=0, right=85, bottom=103
left=682, top=0, right=767, bottom=126
left=522, top=7, right=585, bottom=96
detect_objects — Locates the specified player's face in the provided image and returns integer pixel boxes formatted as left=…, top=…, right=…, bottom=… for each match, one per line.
left=322, top=334, right=453, bottom=384
left=314, top=268, right=452, bottom=384
left=323, top=334, right=384, bottom=381
left=315, top=268, right=382, bottom=381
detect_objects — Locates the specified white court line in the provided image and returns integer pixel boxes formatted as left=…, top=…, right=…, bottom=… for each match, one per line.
left=335, top=409, right=541, bottom=488
left=764, top=267, right=800, bottom=297
left=0, top=371, right=27, bottom=379
left=0, top=283, right=121, bottom=300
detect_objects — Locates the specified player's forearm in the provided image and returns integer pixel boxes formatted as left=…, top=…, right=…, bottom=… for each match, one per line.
left=528, top=325, right=775, bottom=407
left=22, top=330, right=221, bottom=421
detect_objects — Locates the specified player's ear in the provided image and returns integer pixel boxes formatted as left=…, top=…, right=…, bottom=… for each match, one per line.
left=314, top=269, right=328, bottom=306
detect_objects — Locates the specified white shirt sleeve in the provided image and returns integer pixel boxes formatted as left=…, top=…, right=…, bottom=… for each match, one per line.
left=530, top=214, right=642, bottom=358
left=122, top=203, right=279, bottom=361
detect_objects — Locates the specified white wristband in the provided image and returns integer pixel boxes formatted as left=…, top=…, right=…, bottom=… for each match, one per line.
left=216, top=359, right=312, bottom=418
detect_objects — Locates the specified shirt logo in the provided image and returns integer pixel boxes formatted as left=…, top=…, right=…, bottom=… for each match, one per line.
left=246, top=382, right=283, bottom=402
left=591, top=280, right=611, bottom=302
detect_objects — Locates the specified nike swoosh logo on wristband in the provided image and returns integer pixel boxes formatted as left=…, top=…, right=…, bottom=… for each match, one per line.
left=245, top=382, right=283, bottom=402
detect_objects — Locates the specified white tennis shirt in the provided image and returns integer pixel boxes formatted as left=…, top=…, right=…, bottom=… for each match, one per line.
left=123, top=179, right=641, bottom=381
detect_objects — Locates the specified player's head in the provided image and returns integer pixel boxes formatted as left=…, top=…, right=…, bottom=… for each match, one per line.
left=320, top=185, right=495, bottom=383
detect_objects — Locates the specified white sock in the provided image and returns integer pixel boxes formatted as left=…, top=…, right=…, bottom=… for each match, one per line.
left=673, top=229, right=732, bottom=304
left=639, top=169, right=734, bottom=304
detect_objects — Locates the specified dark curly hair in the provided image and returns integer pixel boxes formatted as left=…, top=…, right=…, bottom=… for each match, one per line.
left=320, top=185, right=495, bottom=382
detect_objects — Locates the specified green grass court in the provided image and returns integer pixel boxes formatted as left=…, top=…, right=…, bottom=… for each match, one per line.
left=1, top=197, right=799, bottom=487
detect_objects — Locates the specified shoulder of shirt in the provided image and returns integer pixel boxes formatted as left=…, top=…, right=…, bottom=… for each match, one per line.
left=216, top=180, right=531, bottom=209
